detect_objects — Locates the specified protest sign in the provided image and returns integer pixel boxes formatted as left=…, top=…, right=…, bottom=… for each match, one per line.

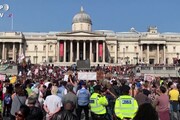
left=0, top=74, right=6, bottom=81
left=78, top=72, right=97, bottom=80
left=144, top=74, right=155, bottom=82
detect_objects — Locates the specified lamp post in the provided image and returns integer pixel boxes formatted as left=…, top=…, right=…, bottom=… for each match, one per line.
left=123, top=48, right=125, bottom=64
left=35, top=46, right=38, bottom=64
left=125, top=56, right=129, bottom=65
left=136, top=52, right=139, bottom=65
left=177, top=53, right=179, bottom=65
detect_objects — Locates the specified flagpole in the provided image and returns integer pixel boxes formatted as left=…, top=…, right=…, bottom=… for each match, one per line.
left=11, top=14, right=13, bottom=31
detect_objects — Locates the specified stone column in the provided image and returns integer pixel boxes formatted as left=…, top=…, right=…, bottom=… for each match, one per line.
left=96, top=41, right=99, bottom=62
left=83, top=41, right=86, bottom=60
left=147, top=44, right=149, bottom=64
left=13, top=42, right=15, bottom=61
left=2, top=42, right=5, bottom=59
left=90, top=41, right=92, bottom=62
left=57, top=42, right=59, bottom=62
left=77, top=41, right=79, bottom=61
left=163, top=45, right=166, bottom=64
left=19, top=43, right=22, bottom=54
left=115, top=41, right=117, bottom=63
left=64, top=41, right=66, bottom=62
left=70, top=41, right=73, bottom=62
left=157, top=44, right=159, bottom=64
left=46, top=43, right=49, bottom=62
left=103, top=41, right=105, bottom=62
left=141, top=45, right=143, bottom=63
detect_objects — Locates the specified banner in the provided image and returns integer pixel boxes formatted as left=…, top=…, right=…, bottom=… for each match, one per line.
left=59, top=42, right=64, bottom=57
left=99, top=43, right=103, bottom=57
left=78, top=72, right=97, bottom=80
left=144, top=74, right=155, bottom=82
left=0, top=74, right=6, bottom=81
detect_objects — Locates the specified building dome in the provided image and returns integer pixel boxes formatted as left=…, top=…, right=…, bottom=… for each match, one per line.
left=72, top=6, right=92, bottom=25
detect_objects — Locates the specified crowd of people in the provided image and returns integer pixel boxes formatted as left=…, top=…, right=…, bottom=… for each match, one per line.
left=1, top=62, right=180, bottom=120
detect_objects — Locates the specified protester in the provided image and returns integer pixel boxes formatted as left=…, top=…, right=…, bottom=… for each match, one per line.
left=43, top=86, right=62, bottom=120
left=3, top=87, right=12, bottom=117
left=154, top=86, right=170, bottom=120
left=10, top=86, right=27, bottom=120
left=169, top=84, right=180, bottom=120
left=26, top=95, right=43, bottom=120
left=133, top=103, right=159, bottom=120
left=62, top=84, right=77, bottom=106
left=76, top=81, right=90, bottom=120
left=15, top=105, right=30, bottom=120
left=51, top=100, right=78, bottom=120
left=3, top=61, right=180, bottom=120
left=135, top=87, right=151, bottom=106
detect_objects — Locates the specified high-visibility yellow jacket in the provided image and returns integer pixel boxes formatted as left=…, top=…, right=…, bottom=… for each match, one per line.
left=114, top=95, right=138, bottom=119
left=89, top=92, right=108, bottom=115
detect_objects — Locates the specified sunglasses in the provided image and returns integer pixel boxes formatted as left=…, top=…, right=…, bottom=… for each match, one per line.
left=15, top=112, right=24, bottom=118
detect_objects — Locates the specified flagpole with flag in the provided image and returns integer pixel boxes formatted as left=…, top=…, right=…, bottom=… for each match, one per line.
left=8, top=13, right=13, bottom=31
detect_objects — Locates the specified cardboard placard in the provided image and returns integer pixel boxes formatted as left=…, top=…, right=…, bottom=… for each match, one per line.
left=78, top=72, right=97, bottom=80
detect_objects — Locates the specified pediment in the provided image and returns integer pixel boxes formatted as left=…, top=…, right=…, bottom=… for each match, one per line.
left=57, top=31, right=105, bottom=37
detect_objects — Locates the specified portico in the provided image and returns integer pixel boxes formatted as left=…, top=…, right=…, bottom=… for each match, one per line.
left=139, top=39, right=166, bottom=64
left=57, top=32, right=106, bottom=64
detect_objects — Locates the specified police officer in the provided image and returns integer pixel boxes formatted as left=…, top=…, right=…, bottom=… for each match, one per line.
left=114, top=85, right=138, bottom=120
left=89, top=85, right=108, bottom=120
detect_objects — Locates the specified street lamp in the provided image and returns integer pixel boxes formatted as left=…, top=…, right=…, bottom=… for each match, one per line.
left=125, top=56, right=129, bottom=65
left=136, top=52, right=139, bottom=65
left=35, top=45, right=38, bottom=64
left=123, top=48, right=125, bottom=64
left=177, top=53, right=179, bottom=65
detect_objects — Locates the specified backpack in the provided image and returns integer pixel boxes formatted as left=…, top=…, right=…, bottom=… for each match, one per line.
left=4, top=94, right=12, bottom=105
left=77, top=89, right=89, bottom=106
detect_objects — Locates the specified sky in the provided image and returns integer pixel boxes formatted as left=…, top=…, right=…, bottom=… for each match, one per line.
left=0, top=0, right=180, bottom=33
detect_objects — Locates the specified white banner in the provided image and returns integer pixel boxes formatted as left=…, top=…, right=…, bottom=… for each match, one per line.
left=78, top=72, right=97, bottom=80
left=144, top=74, right=155, bottom=82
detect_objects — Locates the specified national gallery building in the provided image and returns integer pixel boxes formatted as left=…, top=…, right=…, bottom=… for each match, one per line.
left=0, top=7, right=180, bottom=66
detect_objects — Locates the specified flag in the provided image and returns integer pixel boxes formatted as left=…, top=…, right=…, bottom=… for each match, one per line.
left=8, top=13, right=13, bottom=17
left=8, top=13, right=14, bottom=31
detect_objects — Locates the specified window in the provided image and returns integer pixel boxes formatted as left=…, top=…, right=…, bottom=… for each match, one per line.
left=33, top=56, right=38, bottom=64
left=134, top=46, right=137, bottom=52
left=49, top=56, right=53, bottom=63
left=173, top=46, right=176, bottom=52
left=126, top=46, right=128, bottom=51
left=111, top=46, right=113, bottom=51
left=42, top=56, right=46, bottom=62
left=49, top=45, right=52, bottom=51
left=43, top=45, right=46, bottom=51
left=34, top=45, right=38, bottom=51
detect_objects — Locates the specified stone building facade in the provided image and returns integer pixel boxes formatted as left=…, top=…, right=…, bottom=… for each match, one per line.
left=0, top=7, right=180, bottom=66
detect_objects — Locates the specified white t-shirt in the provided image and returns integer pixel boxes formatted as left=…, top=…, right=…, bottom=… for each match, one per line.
left=44, top=95, right=62, bottom=113
left=44, top=82, right=51, bottom=88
